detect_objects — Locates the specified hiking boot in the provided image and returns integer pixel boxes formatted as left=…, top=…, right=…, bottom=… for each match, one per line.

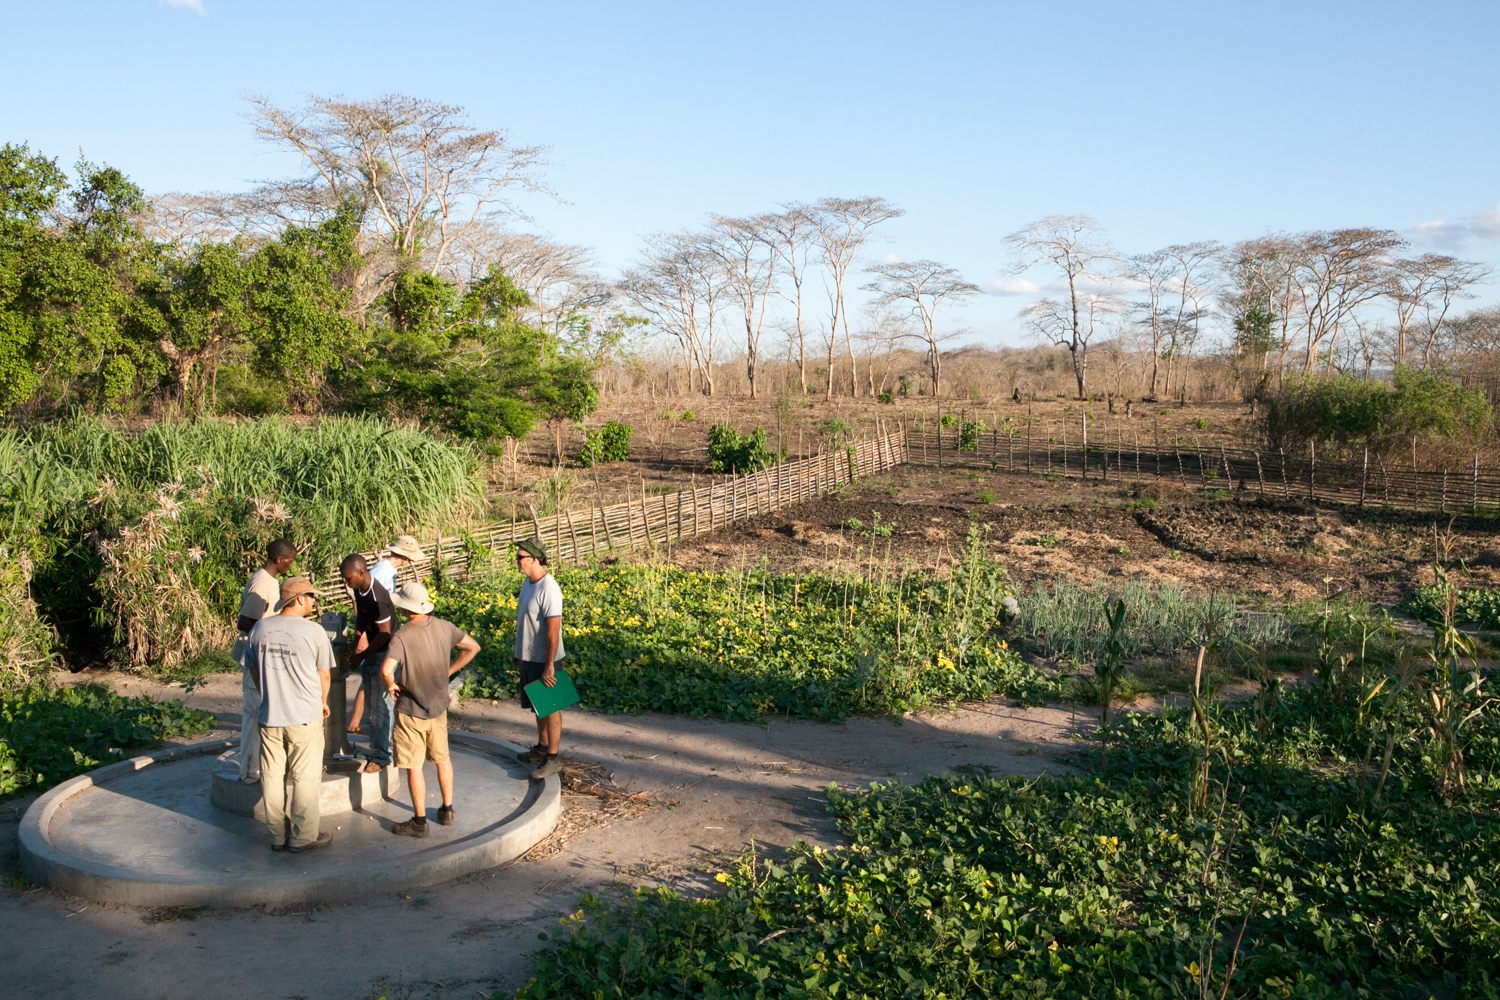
left=391, top=817, right=429, bottom=838
left=435, top=805, right=456, bottom=826
left=270, top=842, right=288, bottom=852
left=531, top=755, right=564, bottom=779
left=287, top=832, right=333, bottom=853
left=517, top=744, right=548, bottom=764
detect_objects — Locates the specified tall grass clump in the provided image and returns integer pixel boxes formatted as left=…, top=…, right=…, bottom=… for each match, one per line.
left=1018, top=580, right=1287, bottom=662
left=0, top=414, right=486, bottom=670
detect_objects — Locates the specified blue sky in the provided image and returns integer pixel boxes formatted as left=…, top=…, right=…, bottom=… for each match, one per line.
left=4, top=1, right=1499, bottom=346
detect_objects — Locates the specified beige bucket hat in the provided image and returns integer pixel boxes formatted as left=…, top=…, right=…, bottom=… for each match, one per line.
left=389, top=535, right=424, bottom=562
left=390, top=581, right=435, bottom=615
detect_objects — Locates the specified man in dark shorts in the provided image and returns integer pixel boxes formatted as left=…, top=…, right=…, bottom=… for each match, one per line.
left=379, top=581, right=480, bottom=837
left=341, top=554, right=395, bottom=773
left=512, top=537, right=565, bottom=779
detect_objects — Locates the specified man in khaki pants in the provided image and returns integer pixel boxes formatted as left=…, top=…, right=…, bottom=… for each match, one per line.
left=244, top=576, right=335, bottom=853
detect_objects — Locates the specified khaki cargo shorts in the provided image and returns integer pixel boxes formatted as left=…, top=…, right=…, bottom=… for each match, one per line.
left=392, top=711, right=449, bottom=768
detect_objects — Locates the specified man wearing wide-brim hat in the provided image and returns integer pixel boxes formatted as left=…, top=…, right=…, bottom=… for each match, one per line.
left=512, top=537, right=566, bottom=779
left=379, top=581, right=481, bottom=837
left=243, top=576, right=335, bottom=853
left=370, top=534, right=423, bottom=594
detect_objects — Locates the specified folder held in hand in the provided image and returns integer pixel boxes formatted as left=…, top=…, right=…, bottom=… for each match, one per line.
left=524, top=667, right=580, bottom=718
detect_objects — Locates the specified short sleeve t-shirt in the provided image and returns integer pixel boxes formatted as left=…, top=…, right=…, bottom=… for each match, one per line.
left=514, top=573, right=565, bottom=663
left=386, top=617, right=468, bottom=720
left=237, top=569, right=281, bottom=629
left=370, top=558, right=398, bottom=594
left=245, top=614, right=334, bottom=728
left=354, top=578, right=396, bottom=638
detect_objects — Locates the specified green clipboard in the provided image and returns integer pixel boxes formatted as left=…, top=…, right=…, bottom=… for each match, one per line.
left=524, top=667, right=580, bottom=718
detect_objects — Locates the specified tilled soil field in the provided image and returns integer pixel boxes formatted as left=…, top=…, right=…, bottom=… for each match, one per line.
left=661, top=464, right=1500, bottom=602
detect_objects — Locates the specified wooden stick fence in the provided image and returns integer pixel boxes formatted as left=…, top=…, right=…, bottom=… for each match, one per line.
left=317, top=427, right=909, bottom=602
left=901, top=423, right=1500, bottom=515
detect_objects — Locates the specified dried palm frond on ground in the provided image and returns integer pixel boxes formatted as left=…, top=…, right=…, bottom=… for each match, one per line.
left=517, top=757, right=655, bottom=862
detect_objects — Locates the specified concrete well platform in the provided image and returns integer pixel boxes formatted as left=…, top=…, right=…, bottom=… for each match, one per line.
left=18, top=733, right=560, bottom=907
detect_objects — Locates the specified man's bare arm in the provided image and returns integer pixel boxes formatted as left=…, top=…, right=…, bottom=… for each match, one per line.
left=541, top=617, right=561, bottom=686
left=381, top=656, right=400, bottom=697
left=319, top=668, right=331, bottom=719
left=450, top=635, right=481, bottom=677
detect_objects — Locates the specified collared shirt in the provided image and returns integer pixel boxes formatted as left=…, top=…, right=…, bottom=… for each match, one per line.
left=370, top=558, right=397, bottom=594
left=353, top=578, right=395, bottom=638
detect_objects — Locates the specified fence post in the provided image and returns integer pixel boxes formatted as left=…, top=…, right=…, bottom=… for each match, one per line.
left=1026, top=400, right=1033, bottom=470
left=1360, top=448, right=1368, bottom=508
left=1308, top=441, right=1316, bottom=502
left=1220, top=445, right=1233, bottom=492
left=1175, top=438, right=1186, bottom=486
left=937, top=399, right=943, bottom=469
left=1473, top=455, right=1479, bottom=515
left=1279, top=449, right=1288, bottom=499
left=1081, top=411, right=1088, bottom=481
left=1134, top=431, right=1140, bottom=482
left=1441, top=470, right=1447, bottom=514
left=1153, top=418, right=1160, bottom=480
left=1412, top=436, right=1420, bottom=510
left=1379, top=459, right=1389, bottom=507
left=1254, top=451, right=1265, bottom=495
left=435, top=536, right=442, bottom=579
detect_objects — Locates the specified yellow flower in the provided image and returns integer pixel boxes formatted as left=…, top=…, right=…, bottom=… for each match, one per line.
left=715, top=873, right=729, bottom=883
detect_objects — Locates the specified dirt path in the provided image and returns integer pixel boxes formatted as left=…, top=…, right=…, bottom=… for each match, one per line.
left=0, top=673, right=1082, bottom=1000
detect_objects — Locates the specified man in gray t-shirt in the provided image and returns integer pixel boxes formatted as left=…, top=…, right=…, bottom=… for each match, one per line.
left=512, top=538, right=565, bottom=778
left=244, top=577, right=334, bottom=853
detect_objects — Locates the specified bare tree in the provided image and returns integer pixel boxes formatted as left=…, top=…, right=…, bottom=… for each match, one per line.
left=1006, top=216, right=1117, bottom=398
left=241, top=93, right=549, bottom=312
left=1386, top=254, right=1490, bottom=368
left=621, top=231, right=725, bottom=395
left=1288, top=228, right=1405, bottom=373
left=440, top=223, right=596, bottom=331
left=809, top=196, right=903, bottom=398
left=763, top=205, right=819, bottom=395
left=862, top=260, right=978, bottom=396
left=703, top=214, right=779, bottom=398
left=1019, top=292, right=1124, bottom=396
left=1220, top=235, right=1306, bottom=377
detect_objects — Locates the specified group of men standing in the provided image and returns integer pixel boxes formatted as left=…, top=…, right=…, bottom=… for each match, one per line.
left=231, top=535, right=567, bottom=853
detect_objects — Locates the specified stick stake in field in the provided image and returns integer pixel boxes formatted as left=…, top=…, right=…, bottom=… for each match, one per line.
left=1360, top=448, right=1369, bottom=508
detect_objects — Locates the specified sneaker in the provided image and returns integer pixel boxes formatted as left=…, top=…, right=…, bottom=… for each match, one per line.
left=286, top=832, right=333, bottom=853
left=531, top=755, right=564, bottom=779
left=391, top=817, right=429, bottom=838
left=517, top=744, right=548, bottom=764
left=436, top=805, right=456, bottom=826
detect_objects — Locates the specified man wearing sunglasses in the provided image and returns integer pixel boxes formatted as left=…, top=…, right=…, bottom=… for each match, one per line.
left=512, top=538, right=565, bottom=778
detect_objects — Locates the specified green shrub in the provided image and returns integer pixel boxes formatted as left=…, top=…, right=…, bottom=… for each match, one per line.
left=939, top=413, right=959, bottom=427
left=958, top=419, right=985, bottom=451
left=876, top=389, right=894, bottom=404
left=706, top=424, right=773, bottom=474
left=1399, top=585, right=1500, bottom=629
left=976, top=489, right=995, bottom=504
left=0, top=684, right=213, bottom=797
left=1261, top=367, right=1491, bottom=452
left=577, top=420, right=632, bottom=467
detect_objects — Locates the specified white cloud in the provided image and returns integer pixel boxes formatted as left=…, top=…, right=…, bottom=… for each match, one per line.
left=161, top=0, right=205, bottom=13
left=1408, top=218, right=1470, bottom=251
left=881, top=251, right=902, bottom=264
left=986, top=278, right=1040, bottom=296
left=1471, top=205, right=1500, bottom=241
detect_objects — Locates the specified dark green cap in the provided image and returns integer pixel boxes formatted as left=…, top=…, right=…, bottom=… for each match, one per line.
left=516, top=537, right=549, bottom=565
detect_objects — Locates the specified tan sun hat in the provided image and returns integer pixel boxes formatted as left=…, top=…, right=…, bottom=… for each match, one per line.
left=273, top=576, right=318, bottom=612
left=389, top=534, right=424, bottom=562
left=390, top=581, right=435, bottom=615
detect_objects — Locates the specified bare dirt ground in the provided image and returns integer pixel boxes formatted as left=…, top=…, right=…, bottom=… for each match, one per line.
left=654, top=462, right=1500, bottom=603
left=0, top=671, right=1082, bottom=1000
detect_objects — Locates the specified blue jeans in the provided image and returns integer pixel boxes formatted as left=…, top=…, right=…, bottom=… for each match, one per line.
left=363, top=667, right=395, bottom=766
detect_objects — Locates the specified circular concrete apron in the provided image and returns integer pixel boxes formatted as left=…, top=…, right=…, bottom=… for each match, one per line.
left=18, top=733, right=560, bottom=907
